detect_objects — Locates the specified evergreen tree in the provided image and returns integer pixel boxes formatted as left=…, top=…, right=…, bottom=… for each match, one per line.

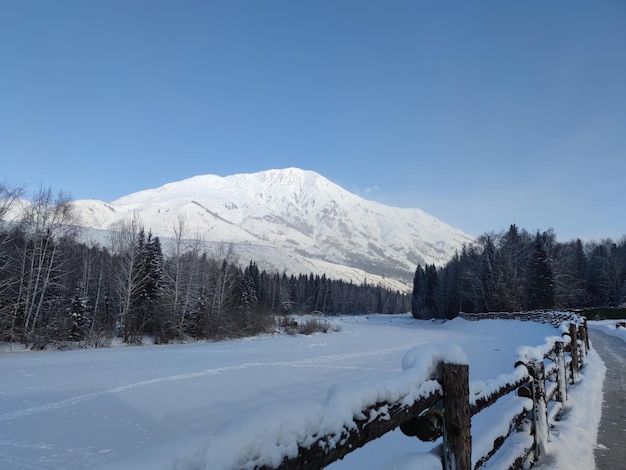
left=479, top=235, right=497, bottom=312
left=68, top=291, right=87, bottom=342
left=142, top=233, right=166, bottom=341
left=526, top=232, right=555, bottom=310
left=411, top=265, right=426, bottom=319
left=497, top=224, right=529, bottom=311
left=440, top=253, right=461, bottom=318
left=241, top=261, right=260, bottom=308
left=424, top=264, right=439, bottom=317
left=458, top=244, right=484, bottom=313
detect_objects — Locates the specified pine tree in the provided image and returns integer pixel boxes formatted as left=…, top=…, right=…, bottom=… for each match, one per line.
left=479, top=235, right=497, bottom=312
left=526, top=232, right=555, bottom=310
left=424, top=264, right=439, bottom=317
left=68, top=291, right=87, bottom=342
left=411, top=265, right=426, bottom=319
left=143, top=233, right=166, bottom=342
left=497, top=225, right=528, bottom=311
left=241, top=261, right=260, bottom=308
left=440, top=253, right=461, bottom=318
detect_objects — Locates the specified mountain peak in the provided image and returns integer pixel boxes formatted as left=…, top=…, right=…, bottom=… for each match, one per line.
left=71, top=168, right=474, bottom=286
left=235, top=167, right=321, bottom=182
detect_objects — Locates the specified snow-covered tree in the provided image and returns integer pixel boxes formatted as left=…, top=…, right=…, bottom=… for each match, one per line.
left=68, top=291, right=88, bottom=342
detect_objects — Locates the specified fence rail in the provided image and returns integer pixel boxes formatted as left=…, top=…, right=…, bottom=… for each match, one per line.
left=258, top=384, right=443, bottom=470
left=254, top=312, right=590, bottom=470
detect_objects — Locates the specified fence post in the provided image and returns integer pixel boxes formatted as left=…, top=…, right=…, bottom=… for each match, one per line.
left=578, top=320, right=588, bottom=365
left=582, top=317, right=590, bottom=351
left=554, top=341, right=567, bottom=404
left=575, top=323, right=582, bottom=370
left=441, top=363, right=471, bottom=470
left=569, top=322, right=579, bottom=382
left=529, top=361, right=549, bottom=458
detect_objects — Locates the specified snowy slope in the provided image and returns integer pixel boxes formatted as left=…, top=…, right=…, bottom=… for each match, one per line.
left=70, top=169, right=473, bottom=285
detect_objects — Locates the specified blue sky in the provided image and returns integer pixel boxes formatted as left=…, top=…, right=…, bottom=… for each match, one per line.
left=2, top=1, right=625, bottom=241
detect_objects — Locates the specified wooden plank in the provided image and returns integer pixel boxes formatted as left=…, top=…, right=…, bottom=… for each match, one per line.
left=263, top=385, right=443, bottom=470
left=470, top=369, right=530, bottom=416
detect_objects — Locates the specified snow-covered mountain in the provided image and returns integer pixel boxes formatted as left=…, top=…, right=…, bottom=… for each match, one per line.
left=71, top=168, right=473, bottom=290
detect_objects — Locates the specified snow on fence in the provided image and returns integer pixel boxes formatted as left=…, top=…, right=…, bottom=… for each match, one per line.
left=242, top=312, right=590, bottom=470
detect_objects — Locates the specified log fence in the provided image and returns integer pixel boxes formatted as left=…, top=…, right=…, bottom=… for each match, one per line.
left=257, top=312, right=590, bottom=470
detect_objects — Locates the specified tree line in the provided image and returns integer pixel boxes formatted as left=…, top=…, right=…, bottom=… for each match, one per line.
left=412, top=224, right=626, bottom=319
left=0, top=184, right=409, bottom=349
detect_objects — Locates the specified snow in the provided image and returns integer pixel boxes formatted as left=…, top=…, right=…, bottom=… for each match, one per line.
left=588, top=319, right=626, bottom=343
left=62, top=168, right=475, bottom=285
left=469, top=365, right=528, bottom=407
left=0, top=314, right=609, bottom=470
left=471, top=393, right=532, bottom=468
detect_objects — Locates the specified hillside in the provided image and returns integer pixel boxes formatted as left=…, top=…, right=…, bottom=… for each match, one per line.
left=40, top=169, right=475, bottom=287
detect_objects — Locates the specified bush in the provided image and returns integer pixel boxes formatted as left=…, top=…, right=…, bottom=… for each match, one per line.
left=276, top=316, right=341, bottom=335
left=299, top=319, right=330, bottom=335
left=276, top=315, right=299, bottom=335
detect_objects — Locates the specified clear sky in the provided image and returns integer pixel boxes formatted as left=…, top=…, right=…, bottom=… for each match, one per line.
left=2, top=1, right=625, bottom=242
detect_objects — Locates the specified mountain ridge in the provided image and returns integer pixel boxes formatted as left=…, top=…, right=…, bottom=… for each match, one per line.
left=70, top=168, right=474, bottom=288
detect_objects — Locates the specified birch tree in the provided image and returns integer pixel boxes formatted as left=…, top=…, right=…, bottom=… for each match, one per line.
left=0, top=182, right=24, bottom=343
left=208, top=247, right=241, bottom=337
left=164, top=214, right=202, bottom=340
left=14, top=188, right=76, bottom=347
left=109, top=214, right=151, bottom=343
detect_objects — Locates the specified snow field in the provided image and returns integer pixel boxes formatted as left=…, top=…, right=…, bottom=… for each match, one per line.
left=0, top=314, right=607, bottom=470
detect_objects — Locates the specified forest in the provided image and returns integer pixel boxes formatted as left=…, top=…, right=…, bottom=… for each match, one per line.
left=412, top=224, right=626, bottom=319
left=0, top=184, right=409, bottom=349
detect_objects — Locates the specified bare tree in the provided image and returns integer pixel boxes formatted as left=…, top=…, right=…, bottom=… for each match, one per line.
left=210, top=246, right=242, bottom=337
left=164, top=213, right=203, bottom=340
left=11, top=188, right=76, bottom=347
left=588, top=239, right=624, bottom=306
left=108, top=213, right=151, bottom=343
left=0, top=181, right=24, bottom=222
left=0, top=182, right=25, bottom=345
left=552, top=240, right=586, bottom=307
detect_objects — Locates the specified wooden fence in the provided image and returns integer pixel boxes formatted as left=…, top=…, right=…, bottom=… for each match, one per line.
left=256, top=312, right=590, bottom=470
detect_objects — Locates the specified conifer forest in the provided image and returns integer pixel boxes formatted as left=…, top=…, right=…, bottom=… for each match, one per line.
left=412, top=224, right=626, bottom=319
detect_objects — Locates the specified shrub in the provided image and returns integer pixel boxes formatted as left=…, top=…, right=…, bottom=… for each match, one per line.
left=299, top=319, right=330, bottom=335
left=276, top=316, right=341, bottom=335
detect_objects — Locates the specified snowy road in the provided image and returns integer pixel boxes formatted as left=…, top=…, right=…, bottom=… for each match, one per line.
left=0, top=315, right=601, bottom=469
